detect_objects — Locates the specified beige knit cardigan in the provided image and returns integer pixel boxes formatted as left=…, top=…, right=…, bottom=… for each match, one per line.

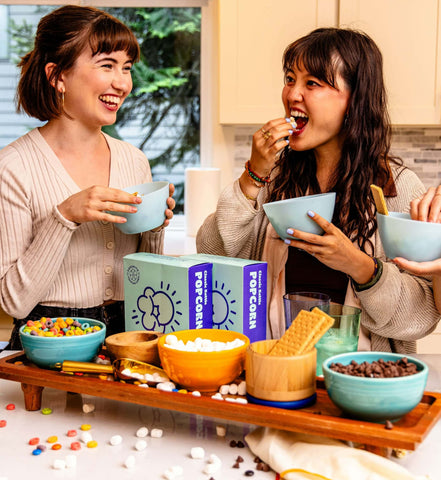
left=197, top=165, right=440, bottom=353
left=0, top=128, right=164, bottom=319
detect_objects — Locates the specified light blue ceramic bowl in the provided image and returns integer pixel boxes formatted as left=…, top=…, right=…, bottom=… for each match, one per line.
left=19, top=318, right=106, bottom=369
left=110, top=181, right=169, bottom=235
left=323, top=351, right=428, bottom=422
left=377, top=212, right=441, bottom=262
left=263, top=192, right=336, bottom=240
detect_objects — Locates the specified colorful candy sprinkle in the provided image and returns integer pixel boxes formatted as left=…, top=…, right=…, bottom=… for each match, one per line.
left=41, top=407, right=52, bottom=415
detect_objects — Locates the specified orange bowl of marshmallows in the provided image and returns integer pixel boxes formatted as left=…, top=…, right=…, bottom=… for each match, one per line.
left=157, top=329, right=250, bottom=392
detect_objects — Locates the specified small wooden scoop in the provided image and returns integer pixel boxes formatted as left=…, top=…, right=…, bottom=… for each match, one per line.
left=370, top=184, right=389, bottom=215
left=55, top=358, right=169, bottom=385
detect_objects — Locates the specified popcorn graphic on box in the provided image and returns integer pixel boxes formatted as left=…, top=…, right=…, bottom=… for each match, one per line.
left=183, top=254, right=267, bottom=342
left=124, top=253, right=212, bottom=333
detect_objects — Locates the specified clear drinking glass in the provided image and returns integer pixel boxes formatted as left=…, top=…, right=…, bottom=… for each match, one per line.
left=315, top=304, right=361, bottom=376
left=283, top=292, right=331, bottom=330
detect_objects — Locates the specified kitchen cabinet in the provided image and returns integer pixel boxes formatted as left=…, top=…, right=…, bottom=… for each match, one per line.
left=339, top=0, right=441, bottom=124
left=219, top=0, right=441, bottom=125
left=218, top=0, right=338, bottom=124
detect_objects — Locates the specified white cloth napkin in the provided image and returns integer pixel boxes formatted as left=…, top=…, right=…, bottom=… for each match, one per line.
left=245, top=427, right=427, bottom=480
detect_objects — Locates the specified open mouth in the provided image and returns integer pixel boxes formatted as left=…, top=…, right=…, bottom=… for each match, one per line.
left=99, top=95, right=121, bottom=108
left=290, top=111, right=309, bottom=131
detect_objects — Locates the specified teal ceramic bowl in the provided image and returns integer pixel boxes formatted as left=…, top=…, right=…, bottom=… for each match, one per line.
left=323, top=351, right=428, bottom=422
left=19, top=318, right=106, bottom=369
left=110, top=181, right=169, bottom=234
left=377, top=212, right=441, bottom=262
left=263, top=192, right=336, bottom=240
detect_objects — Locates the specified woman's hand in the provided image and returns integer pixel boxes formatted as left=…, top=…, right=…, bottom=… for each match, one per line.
left=151, top=183, right=176, bottom=231
left=410, top=185, right=441, bottom=222
left=57, top=185, right=143, bottom=224
left=249, top=117, right=296, bottom=175
left=283, top=210, right=376, bottom=284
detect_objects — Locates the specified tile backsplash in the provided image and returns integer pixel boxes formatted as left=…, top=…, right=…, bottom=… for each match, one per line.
left=234, top=126, right=441, bottom=190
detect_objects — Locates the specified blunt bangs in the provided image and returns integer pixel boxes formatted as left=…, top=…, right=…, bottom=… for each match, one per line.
left=283, top=33, right=342, bottom=90
left=88, top=16, right=140, bottom=63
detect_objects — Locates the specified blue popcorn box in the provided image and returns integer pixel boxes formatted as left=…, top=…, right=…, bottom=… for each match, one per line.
left=183, top=254, right=267, bottom=342
left=124, top=253, right=212, bottom=333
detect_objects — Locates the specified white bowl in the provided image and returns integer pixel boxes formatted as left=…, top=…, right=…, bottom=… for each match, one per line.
left=377, top=212, right=441, bottom=261
left=263, top=192, right=336, bottom=240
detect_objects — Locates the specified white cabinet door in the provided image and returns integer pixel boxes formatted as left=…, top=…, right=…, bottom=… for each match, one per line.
left=339, top=0, right=441, bottom=124
left=218, top=0, right=338, bottom=124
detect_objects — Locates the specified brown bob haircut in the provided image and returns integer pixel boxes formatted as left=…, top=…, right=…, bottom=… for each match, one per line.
left=16, top=5, right=140, bottom=121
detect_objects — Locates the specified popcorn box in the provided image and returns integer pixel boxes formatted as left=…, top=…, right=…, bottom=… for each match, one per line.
left=183, top=254, right=267, bottom=342
left=124, top=253, right=212, bottom=334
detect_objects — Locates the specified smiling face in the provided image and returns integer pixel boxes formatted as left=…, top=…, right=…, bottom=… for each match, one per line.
left=59, top=48, right=133, bottom=129
left=282, top=62, right=351, bottom=158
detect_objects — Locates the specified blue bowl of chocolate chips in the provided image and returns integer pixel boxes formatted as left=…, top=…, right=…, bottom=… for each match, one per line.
left=323, top=351, right=428, bottom=423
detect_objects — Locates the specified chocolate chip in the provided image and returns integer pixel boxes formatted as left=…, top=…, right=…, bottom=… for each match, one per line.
left=229, top=440, right=237, bottom=447
left=329, top=357, right=418, bottom=378
left=233, top=462, right=240, bottom=468
left=262, top=463, right=270, bottom=472
left=236, top=456, right=244, bottom=463
left=236, top=440, right=245, bottom=448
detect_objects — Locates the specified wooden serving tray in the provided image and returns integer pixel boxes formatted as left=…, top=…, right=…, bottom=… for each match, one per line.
left=1, top=351, right=440, bottom=457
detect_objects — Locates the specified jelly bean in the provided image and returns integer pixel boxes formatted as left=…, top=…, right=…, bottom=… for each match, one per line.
left=47, top=435, right=58, bottom=443
left=87, top=440, right=98, bottom=448
left=67, top=429, right=77, bottom=437
left=0, top=420, right=6, bottom=427
left=41, top=407, right=52, bottom=415
left=29, top=437, right=40, bottom=445
left=80, top=424, right=91, bottom=431
left=51, top=443, right=62, bottom=450
left=70, top=442, right=81, bottom=450
left=32, top=448, right=42, bottom=456
left=6, top=403, right=15, bottom=410
left=37, top=444, right=46, bottom=452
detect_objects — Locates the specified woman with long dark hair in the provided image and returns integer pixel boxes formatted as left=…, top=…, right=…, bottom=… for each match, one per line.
left=197, top=27, right=439, bottom=352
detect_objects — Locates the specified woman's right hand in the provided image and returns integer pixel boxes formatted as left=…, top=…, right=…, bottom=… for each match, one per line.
left=249, top=117, right=296, bottom=176
left=57, top=185, right=142, bottom=224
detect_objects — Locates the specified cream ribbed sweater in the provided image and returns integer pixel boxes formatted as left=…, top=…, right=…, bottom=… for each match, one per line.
left=0, top=128, right=164, bottom=319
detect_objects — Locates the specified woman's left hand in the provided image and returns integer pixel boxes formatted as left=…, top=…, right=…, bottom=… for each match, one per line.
left=284, top=210, right=375, bottom=284
left=152, top=183, right=176, bottom=232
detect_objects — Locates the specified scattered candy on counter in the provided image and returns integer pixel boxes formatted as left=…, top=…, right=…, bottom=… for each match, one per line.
left=5, top=403, right=15, bottom=410
left=120, top=368, right=169, bottom=384
left=67, top=429, right=77, bottom=437
left=150, top=428, right=163, bottom=438
left=41, top=407, right=52, bottom=415
left=164, top=334, right=245, bottom=352
left=136, top=426, right=149, bottom=438
left=46, top=435, right=58, bottom=443
left=37, top=445, right=46, bottom=452
left=87, top=440, right=98, bottom=448
left=21, top=317, right=102, bottom=337
left=215, top=425, right=226, bottom=437
left=190, top=446, right=205, bottom=459
left=80, top=423, right=91, bottom=431
left=51, top=443, right=62, bottom=450
left=163, top=465, right=184, bottom=479
left=70, top=442, right=81, bottom=451
left=135, top=439, right=147, bottom=451
left=29, top=437, right=40, bottom=445
left=79, top=431, right=93, bottom=444
left=32, top=449, right=42, bottom=456
left=0, top=420, right=6, bottom=427
left=124, top=455, right=136, bottom=469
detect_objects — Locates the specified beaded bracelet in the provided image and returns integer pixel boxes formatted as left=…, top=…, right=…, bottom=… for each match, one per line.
left=245, top=171, right=266, bottom=188
left=354, top=257, right=383, bottom=292
left=245, top=160, right=271, bottom=184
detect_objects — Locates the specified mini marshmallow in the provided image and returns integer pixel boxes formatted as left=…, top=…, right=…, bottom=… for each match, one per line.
left=151, top=428, right=163, bottom=438
left=190, top=446, right=205, bottom=459
left=215, top=425, right=226, bottom=437
left=225, top=397, right=236, bottom=403
left=124, top=455, right=136, bottom=469
left=79, top=431, right=93, bottom=444
left=236, top=397, right=248, bottom=404
left=228, top=383, right=238, bottom=395
left=138, top=383, right=149, bottom=388
left=165, top=334, right=178, bottom=346
left=237, top=381, right=247, bottom=396
left=135, top=439, right=147, bottom=451
left=191, top=391, right=201, bottom=397
left=218, top=384, right=229, bottom=395
left=163, top=466, right=184, bottom=480
left=203, top=462, right=220, bottom=475
left=164, top=337, right=245, bottom=352
left=208, top=453, right=222, bottom=465
left=110, top=434, right=122, bottom=446
left=65, top=455, right=77, bottom=468
left=52, top=459, right=66, bottom=470
left=157, top=382, right=176, bottom=392
left=211, top=393, right=224, bottom=401
left=136, top=426, right=149, bottom=438
left=82, top=403, right=95, bottom=413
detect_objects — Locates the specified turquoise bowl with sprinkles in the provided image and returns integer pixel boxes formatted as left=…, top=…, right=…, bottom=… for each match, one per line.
left=19, top=317, right=106, bottom=368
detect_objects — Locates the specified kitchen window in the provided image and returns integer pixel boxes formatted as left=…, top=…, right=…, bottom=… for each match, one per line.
left=0, top=1, right=212, bottom=220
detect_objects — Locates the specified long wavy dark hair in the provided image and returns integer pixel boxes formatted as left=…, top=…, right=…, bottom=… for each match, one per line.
left=269, top=27, right=403, bottom=253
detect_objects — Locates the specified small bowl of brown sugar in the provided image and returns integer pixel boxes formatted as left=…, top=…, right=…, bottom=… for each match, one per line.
left=322, top=351, right=428, bottom=423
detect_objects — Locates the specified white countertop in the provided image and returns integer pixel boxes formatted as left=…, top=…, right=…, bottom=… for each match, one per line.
left=0, top=353, right=440, bottom=480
